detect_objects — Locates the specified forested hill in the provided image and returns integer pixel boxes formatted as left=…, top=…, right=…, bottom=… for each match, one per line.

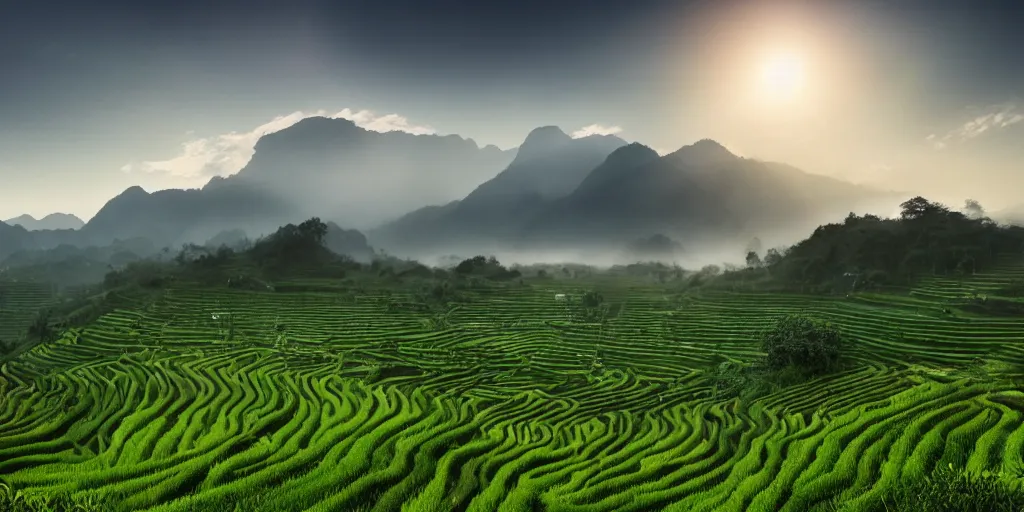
left=763, top=197, right=1024, bottom=290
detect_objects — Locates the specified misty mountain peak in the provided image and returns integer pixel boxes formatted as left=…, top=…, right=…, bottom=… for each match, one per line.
left=605, top=142, right=661, bottom=166
left=120, top=186, right=150, bottom=198
left=252, top=116, right=362, bottom=152
left=5, top=212, right=86, bottom=231
left=5, top=214, right=36, bottom=224
left=570, top=143, right=660, bottom=196
left=669, top=138, right=738, bottom=166
left=516, top=126, right=573, bottom=159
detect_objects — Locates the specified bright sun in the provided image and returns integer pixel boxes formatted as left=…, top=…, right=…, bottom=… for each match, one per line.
left=757, top=51, right=805, bottom=101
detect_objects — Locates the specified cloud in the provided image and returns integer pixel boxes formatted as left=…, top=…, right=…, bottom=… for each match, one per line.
left=926, top=103, right=1022, bottom=150
left=571, top=124, right=623, bottom=138
left=122, top=109, right=436, bottom=178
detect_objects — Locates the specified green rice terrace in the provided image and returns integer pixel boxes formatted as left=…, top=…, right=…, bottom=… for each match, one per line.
left=0, top=281, right=57, bottom=345
left=3, top=258, right=1024, bottom=511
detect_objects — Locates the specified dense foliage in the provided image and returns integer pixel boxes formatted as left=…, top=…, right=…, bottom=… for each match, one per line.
left=759, top=314, right=844, bottom=374
left=453, top=255, right=521, bottom=280
left=766, top=197, right=1024, bottom=290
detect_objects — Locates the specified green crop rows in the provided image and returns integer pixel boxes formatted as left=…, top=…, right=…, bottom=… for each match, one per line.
left=2, top=260, right=1024, bottom=511
left=0, top=281, right=56, bottom=343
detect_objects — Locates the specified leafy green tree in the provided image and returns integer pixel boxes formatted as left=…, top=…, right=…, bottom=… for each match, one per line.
left=900, top=196, right=949, bottom=221
left=759, top=315, right=843, bottom=374
left=297, top=218, right=328, bottom=245
left=763, top=248, right=784, bottom=267
left=580, top=291, right=604, bottom=309
left=745, top=251, right=762, bottom=268
left=452, top=256, right=520, bottom=280
left=700, top=264, right=721, bottom=276
left=454, top=256, right=488, bottom=274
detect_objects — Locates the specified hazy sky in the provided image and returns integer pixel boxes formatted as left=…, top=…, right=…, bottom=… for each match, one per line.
left=1, top=0, right=1022, bottom=221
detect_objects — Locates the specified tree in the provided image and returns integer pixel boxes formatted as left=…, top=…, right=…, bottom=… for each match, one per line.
left=454, top=256, right=487, bottom=274
left=745, top=251, right=762, bottom=268
left=580, top=291, right=604, bottom=309
left=899, top=196, right=948, bottom=221
left=453, top=255, right=520, bottom=280
left=297, top=218, right=328, bottom=246
left=763, top=248, right=784, bottom=267
left=759, top=315, right=843, bottom=374
left=572, top=291, right=607, bottom=322
left=700, top=264, right=722, bottom=277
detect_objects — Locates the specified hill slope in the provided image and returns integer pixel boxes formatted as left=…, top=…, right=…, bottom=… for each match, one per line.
left=0, top=221, right=38, bottom=261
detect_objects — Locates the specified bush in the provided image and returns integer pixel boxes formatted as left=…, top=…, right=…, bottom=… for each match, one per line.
left=452, top=256, right=521, bottom=280
left=759, top=314, right=843, bottom=374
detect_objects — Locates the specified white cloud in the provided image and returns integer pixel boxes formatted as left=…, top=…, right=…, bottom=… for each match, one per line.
left=926, top=103, right=1021, bottom=150
left=571, top=124, right=623, bottom=138
left=122, top=109, right=436, bottom=178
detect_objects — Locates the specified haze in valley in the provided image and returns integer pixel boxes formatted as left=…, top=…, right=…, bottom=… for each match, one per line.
left=2, top=0, right=1022, bottom=267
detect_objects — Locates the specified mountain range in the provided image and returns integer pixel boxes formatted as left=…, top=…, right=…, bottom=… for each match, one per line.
left=4, top=213, right=84, bottom=231
left=3, top=118, right=899, bottom=264
left=370, top=130, right=895, bottom=260
left=16, top=117, right=517, bottom=251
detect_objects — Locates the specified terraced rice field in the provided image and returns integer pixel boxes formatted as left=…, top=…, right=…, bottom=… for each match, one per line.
left=2, top=261, right=1024, bottom=511
left=0, top=281, right=57, bottom=343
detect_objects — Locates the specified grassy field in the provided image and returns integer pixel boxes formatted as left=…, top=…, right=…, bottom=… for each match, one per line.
left=2, top=259, right=1024, bottom=511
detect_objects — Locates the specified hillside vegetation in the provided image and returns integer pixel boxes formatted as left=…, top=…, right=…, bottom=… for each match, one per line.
left=2, top=202, right=1024, bottom=511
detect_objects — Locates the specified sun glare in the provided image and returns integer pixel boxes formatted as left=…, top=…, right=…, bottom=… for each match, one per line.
left=758, top=51, right=805, bottom=101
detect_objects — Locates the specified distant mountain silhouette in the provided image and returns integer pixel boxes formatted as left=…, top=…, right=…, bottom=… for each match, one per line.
left=19, top=119, right=897, bottom=262
left=222, top=117, right=516, bottom=227
left=371, top=126, right=626, bottom=250
left=0, top=221, right=38, bottom=261
left=372, top=138, right=895, bottom=257
left=79, top=182, right=293, bottom=249
left=4, top=213, right=84, bottom=231
left=523, top=140, right=889, bottom=250
left=68, top=118, right=516, bottom=249
left=323, top=222, right=375, bottom=263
